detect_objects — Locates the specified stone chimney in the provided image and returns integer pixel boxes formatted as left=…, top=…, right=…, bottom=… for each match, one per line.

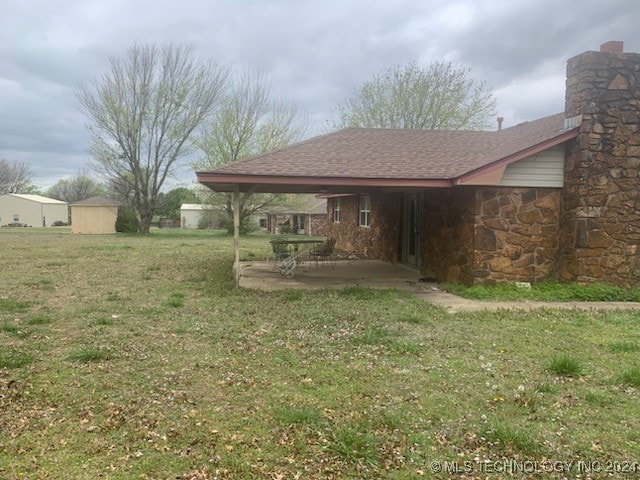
left=560, top=41, right=640, bottom=286
left=600, top=40, right=624, bottom=54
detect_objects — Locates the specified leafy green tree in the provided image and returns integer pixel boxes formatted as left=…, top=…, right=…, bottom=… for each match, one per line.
left=330, top=61, right=496, bottom=130
left=156, top=187, right=199, bottom=218
left=47, top=174, right=106, bottom=204
left=77, top=43, right=228, bottom=234
left=197, top=68, right=306, bottom=234
left=20, top=184, right=43, bottom=195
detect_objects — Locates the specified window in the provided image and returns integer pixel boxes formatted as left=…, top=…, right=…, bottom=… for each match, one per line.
left=259, top=218, right=267, bottom=229
left=333, top=198, right=341, bottom=222
left=13, top=214, right=19, bottom=222
left=359, top=195, right=371, bottom=227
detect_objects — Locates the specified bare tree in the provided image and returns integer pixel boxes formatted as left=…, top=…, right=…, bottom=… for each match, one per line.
left=0, top=156, right=36, bottom=194
left=77, top=43, right=229, bottom=233
left=330, top=61, right=496, bottom=131
left=197, top=68, right=307, bottom=233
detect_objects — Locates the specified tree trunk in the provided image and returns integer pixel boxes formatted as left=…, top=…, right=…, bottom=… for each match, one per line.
left=138, top=213, right=153, bottom=234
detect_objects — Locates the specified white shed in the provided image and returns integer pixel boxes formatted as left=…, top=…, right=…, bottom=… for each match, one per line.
left=180, top=203, right=211, bottom=229
left=0, top=194, right=69, bottom=227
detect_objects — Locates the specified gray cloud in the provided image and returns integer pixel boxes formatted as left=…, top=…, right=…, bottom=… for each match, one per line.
left=1, top=0, right=639, bottom=188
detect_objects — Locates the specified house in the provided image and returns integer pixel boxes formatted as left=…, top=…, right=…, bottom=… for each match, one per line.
left=197, top=41, right=640, bottom=287
left=70, top=196, right=119, bottom=234
left=0, top=193, right=68, bottom=227
left=265, top=197, right=328, bottom=235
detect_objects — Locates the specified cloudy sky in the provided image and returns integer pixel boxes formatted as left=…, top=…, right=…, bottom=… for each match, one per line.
left=2, top=0, right=639, bottom=189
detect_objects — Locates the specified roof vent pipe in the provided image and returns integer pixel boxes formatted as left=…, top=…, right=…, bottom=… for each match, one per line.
left=497, top=117, right=504, bottom=131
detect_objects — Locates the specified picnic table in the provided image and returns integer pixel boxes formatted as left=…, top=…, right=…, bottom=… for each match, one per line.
left=270, top=238, right=324, bottom=251
left=269, top=238, right=325, bottom=278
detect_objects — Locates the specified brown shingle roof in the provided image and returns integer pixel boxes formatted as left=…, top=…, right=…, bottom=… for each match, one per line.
left=266, top=197, right=327, bottom=215
left=197, top=113, right=577, bottom=193
left=71, top=196, right=120, bottom=206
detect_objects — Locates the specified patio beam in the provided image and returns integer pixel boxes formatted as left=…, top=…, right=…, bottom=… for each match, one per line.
left=196, top=173, right=454, bottom=193
left=233, top=183, right=240, bottom=285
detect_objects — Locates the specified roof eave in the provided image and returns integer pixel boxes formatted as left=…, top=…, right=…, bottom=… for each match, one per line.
left=196, top=173, right=453, bottom=194
left=454, top=129, right=579, bottom=186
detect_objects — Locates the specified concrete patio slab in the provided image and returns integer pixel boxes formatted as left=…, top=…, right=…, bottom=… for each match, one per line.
left=238, top=259, right=640, bottom=313
left=239, top=259, right=424, bottom=291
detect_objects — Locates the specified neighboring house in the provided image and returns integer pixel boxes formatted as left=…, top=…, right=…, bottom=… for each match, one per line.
left=0, top=193, right=68, bottom=227
left=265, top=197, right=328, bottom=235
left=70, top=196, right=119, bottom=234
left=197, top=41, right=640, bottom=287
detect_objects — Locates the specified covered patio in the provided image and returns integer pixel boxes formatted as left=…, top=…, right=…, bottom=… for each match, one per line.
left=239, top=258, right=425, bottom=291
left=196, top=116, right=579, bottom=286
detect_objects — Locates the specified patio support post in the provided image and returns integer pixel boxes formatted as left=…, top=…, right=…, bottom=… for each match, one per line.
left=232, top=184, right=240, bottom=285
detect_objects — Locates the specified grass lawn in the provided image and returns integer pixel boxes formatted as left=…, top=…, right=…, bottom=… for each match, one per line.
left=0, top=228, right=639, bottom=479
left=443, top=282, right=640, bottom=302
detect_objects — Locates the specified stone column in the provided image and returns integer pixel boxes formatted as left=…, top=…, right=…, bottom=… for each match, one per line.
left=560, top=42, right=640, bottom=286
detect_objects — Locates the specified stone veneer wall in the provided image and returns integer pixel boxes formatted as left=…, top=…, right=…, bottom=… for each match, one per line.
left=421, top=189, right=476, bottom=284
left=326, top=193, right=402, bottom=263
left=474, top=188, right=560, bottom=283
left=421, top=187, right=560, bottom=285
left=561, top=47, right=640, bottom=286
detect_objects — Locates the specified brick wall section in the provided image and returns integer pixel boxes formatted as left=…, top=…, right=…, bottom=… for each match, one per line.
left=326, top=194, right=402, bottom=262
left=422, top=189, right=476, bottom=284
left=475, top=188, right=560, bottom=284
left=309, top=214, right=328, bottom=236
left=267, top=213, right=327, bottom=235
left=561, top=48, right=640, bottom=286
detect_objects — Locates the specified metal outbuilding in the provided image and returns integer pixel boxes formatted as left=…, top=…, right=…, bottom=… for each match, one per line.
left=0, top=193, right=69, bottom=227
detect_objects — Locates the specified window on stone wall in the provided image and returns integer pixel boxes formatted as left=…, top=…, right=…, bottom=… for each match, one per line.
left=359, top=195, right=371, bottom=227
left=333, top=198, right=341, bottom=222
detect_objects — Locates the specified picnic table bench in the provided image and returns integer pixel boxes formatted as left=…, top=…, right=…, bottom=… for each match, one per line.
left=269, top=238, right=325, bottom=278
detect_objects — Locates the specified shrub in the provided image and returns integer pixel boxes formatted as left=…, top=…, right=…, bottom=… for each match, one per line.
left=197, top=209, right=226, bottom=230
left=115, top=206, right=139, bottom=233
left=278, top=223, right=292, bottom=234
